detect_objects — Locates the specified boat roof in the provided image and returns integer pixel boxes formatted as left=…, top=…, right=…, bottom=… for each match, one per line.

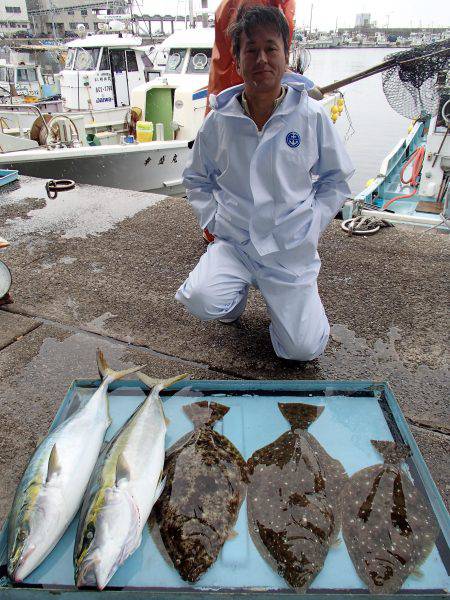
left=14, top=44, right=67, bottom=52
left=160, top=28, right=215, bottom=50
left=66, top=34, right=143, bottom=49
left=0, top=62, right=39, bottom=69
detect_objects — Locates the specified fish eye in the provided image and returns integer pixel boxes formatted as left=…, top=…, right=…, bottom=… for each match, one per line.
left=18, top=529, right=27, bottom=543
left=82, top=523, right=96, bottom=549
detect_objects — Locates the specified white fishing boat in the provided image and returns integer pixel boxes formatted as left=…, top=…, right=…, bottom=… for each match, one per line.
left=0, top=28, right=154, bottom=132
left=0, top=28, right=215, bottom=194
left=0, top=60, right=46, bottom=100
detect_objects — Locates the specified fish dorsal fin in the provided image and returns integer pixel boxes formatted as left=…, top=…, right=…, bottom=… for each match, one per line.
left=371, top=440, right=410, bottom=465
left=183, top=401, right=229, bottom=429
left=115, top=453, right=131, bottom=486
left=46, top=444, right=61, bottom=483
left=278, top=402, right=324, bottom=431
left=96, top=349, right=143, bottom=382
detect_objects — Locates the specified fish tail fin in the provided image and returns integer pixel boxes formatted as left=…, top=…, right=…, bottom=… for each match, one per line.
left=371, top=440, right=410, bottom=464
left=183, top=401, right=229, bottom=429
left=96, top=349, right=142, bottom=382
left=278, top=402, right=324, bottom=430
left=137, top=371, right=189, bottom=392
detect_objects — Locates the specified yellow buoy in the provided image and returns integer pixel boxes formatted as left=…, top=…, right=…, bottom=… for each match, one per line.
left=331, top=113, right=338, bottom=123
left=365, top=178, right=375, bottom=187
left=407, top=124, right=413, bottom=133
left=337, top=98, right=345, bottom=107
left=331, top=105, right=339, bottom=114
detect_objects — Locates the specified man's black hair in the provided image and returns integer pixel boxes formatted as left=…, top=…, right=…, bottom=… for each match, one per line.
left=229, top=6, right=290, bottom=63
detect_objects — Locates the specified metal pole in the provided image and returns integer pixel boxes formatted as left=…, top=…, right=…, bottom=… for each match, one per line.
left=309, top=4, right=313, bottom=34
left=201, top=0, right=208, bottom=28
left=188, top=0, right=195, bottom=29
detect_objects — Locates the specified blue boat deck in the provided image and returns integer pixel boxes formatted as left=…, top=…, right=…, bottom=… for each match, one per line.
left=353, top=120, right=448, bottom=226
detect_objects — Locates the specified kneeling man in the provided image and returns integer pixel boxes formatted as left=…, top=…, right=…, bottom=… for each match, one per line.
left=176, top=6, right=354, bottom=361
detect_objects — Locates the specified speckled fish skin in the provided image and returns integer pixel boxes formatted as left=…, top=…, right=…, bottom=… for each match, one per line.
left=153, top=401, right=247, bottom=583
left=247, top=402, right=349, bottom=592
left=342, top=440, right=439, bottom=594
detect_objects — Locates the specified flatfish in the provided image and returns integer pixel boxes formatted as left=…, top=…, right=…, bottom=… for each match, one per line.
left=247, top=402, right=348, bottom=592
left=153, top=401, right=247, bottom=582
left=342, top=440, right=439, bottom=594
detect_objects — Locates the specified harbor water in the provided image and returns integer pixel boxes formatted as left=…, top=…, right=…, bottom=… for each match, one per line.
left=306, top=48, right=407, bottom=195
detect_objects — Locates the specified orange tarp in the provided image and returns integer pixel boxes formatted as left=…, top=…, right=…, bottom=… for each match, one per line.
left=206, top=0, right=296, bottom=110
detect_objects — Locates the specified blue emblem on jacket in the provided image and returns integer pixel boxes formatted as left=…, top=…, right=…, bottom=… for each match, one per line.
left=286, top=131, right=301, bottom=148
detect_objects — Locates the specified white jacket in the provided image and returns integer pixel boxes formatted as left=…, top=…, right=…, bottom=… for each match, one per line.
left=183, top=74, right=354, bottom=273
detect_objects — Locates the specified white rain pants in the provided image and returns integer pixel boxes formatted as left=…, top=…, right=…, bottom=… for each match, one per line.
left=175, top=239, right=329, bottom=361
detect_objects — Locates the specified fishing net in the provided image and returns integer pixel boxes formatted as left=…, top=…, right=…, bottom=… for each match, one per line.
left=382, top=40, right=450, bottom=119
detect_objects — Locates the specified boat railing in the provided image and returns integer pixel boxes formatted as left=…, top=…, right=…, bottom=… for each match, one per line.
left=0, top=103, right=50, bottom=138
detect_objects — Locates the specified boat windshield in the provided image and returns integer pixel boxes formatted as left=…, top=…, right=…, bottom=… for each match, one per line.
left=164, top=48, right=186, bottom=74
left=0, top=66, right=6, bottom=82
left=65, top=47, right=100, bottom=71
left=186, top=49, right=212, bottom=74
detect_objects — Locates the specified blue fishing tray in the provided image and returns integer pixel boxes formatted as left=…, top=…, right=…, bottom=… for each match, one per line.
left=0, top=170, right=18, bottom=188
left=0, top=379, right=449, bottom=599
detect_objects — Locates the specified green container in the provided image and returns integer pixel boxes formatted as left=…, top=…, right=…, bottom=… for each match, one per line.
left=86, top=133, right=100, bottom=147
left=144, top=87, right=173, bottom=141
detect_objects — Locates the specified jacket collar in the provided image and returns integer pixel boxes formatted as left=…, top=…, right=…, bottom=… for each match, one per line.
left=209, top=73, right=307, bottom=118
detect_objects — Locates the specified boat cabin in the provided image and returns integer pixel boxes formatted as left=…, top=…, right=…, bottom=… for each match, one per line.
left=131, top=28, right=215, bottom=142
left=60, top=34, right=149, bottom=111
left=0, top=61, right=44, bottom=99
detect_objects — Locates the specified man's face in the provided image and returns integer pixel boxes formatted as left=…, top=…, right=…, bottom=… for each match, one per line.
left=237, top=25, right=287, bottom=94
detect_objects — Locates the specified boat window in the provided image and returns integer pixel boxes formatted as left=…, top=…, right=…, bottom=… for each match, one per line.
left=186, top=49, right=212, bottom=74
left=73, top=47, right=100, bottom=71
left=0, top=67, right=6, bottom=81
left=110, top=50, right=126, bottom=73
left=7, top=68, right=14, bottom=83
left=27, top=68, right=37, bottom=82
left=164, top=48, right=186, bottom=74
left=17, top=68, right=28, bottom=82
left=99, top=48, right=110, bottom=71
left=126, top=50, right=138, bottom=72
left=65, top=48, right=76, bottom=69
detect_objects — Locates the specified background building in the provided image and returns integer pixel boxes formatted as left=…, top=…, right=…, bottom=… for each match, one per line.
left=355, top=13, right=371, bottom=28
left=0, top=0, right=30, bottom=37
left=26, top=0, right=128, bottom=38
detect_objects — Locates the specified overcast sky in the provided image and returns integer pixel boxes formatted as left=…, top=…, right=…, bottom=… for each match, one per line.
left=139, top=0, right=449, bottom=31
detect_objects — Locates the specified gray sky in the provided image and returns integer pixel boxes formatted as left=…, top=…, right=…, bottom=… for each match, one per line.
left=140, top=0, right=449, bottom=31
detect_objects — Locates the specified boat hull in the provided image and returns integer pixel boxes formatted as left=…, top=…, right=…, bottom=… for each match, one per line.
left=0, top=142, right=189, bottom=195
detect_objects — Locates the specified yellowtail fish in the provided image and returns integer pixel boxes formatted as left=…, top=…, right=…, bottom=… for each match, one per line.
left=74, top=371, right=188, bottom=590
left=7, top=350, right=141, bottom=582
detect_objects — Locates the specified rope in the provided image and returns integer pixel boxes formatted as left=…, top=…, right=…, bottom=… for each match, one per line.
left=382, top=146, right=425, bottom=210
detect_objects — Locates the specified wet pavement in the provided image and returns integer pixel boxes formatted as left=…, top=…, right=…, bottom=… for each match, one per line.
left=0, top=175, right=448, bottom=523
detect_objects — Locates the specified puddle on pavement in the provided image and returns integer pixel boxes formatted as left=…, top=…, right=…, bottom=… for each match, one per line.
left=1, top=180, right=165, bottom=241
left=86, top=312, right=118, bottom=332
left=318, top=324, right=448, bottom=423
left=2, top=333, right=138, bottom=394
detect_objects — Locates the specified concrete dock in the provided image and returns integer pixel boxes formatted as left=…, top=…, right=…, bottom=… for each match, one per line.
left=0, top=176, right=448, bottom=523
